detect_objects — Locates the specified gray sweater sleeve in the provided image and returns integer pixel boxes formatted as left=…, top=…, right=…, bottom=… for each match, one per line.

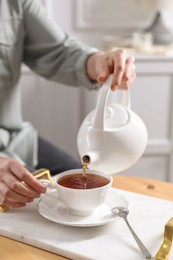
left=22, top=0, right=100, bottom=89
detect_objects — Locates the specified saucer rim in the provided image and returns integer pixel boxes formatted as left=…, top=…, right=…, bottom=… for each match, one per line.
left=37, top=188, right=128, bottom=227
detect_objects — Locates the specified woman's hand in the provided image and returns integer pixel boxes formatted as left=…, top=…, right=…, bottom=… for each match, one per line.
left=0, top=158, right=46, bottom=208
left=87, top=49, right=136, bottom=91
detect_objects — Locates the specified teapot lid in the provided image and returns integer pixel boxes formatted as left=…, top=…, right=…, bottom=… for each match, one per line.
left=104, top=104, right=129, bottom=130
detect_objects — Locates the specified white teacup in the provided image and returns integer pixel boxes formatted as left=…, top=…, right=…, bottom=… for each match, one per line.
left=42, top=169, right=112, bottom=216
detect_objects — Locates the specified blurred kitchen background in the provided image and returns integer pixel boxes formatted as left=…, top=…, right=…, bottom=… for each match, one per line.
left=20, top=0, right=173, bottom=181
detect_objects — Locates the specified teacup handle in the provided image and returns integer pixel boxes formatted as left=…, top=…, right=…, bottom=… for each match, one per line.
left=39, top=179, right=56, bottom=189
left=93, top=74, right=131, bottom=130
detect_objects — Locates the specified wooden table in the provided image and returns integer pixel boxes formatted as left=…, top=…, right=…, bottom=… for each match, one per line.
left=1, top=175, right=173, bottom=260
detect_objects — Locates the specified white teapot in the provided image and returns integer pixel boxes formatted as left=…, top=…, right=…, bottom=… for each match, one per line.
left=77, top=75, right=148, bottom=174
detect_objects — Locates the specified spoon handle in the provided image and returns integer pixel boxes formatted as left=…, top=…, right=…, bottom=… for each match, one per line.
left=122, top=216, right=152, bottom=259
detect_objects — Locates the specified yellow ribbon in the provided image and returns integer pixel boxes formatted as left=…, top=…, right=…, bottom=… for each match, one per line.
left=155, top=217, right=173, bottom=260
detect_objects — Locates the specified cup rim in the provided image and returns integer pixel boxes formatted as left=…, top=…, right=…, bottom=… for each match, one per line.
left=54, top=168, right=113, bottom=190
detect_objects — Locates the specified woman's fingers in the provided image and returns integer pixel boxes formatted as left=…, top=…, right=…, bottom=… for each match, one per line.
left=0, top=158, right=46, bottom=208
left=0, top=182, right=34, bottom=206
left=108, top=51, right=136, bottom=91
left=1, top=172, right=41, bottom=198
left=8, top=159, right=46, bottom=193
left=111, top=49, right=127, bottom=90
left=87, top=49, right=136, bottom=91
left=118, top=57, right=136, bottom=90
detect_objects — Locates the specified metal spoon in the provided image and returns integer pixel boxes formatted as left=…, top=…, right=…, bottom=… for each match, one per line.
left=112, top=206, right=152, bottom=259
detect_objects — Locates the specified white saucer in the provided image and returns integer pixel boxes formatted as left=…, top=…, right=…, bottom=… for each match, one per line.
left=37, top=188, right=128, bottom=227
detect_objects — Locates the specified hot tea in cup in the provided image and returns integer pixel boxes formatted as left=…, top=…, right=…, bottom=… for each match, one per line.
left=42, top=169, right=112, bottom=216
left=57, top=172, right=110, bottom=189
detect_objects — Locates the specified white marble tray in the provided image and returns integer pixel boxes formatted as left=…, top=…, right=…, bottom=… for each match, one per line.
left=0, top=187, right=173, bottom=260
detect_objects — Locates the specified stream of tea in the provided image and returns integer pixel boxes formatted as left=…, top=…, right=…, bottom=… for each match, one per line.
left=82, top=158, right=89, bottom=189
left=57, top=155, right=109, bottom=189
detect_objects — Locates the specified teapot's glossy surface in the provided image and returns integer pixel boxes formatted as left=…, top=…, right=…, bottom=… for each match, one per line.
left=77, top=75, right=148, bottom=174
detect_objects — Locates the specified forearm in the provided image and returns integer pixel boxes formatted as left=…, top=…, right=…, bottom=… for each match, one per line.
left=23, top=0, right=100, bottom=89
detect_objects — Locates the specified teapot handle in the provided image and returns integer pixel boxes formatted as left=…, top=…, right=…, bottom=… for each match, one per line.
left=93, top=74, right=131, bottom=130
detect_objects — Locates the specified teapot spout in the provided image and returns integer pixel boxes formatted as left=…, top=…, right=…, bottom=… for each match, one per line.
left=82, top=155, right=90, bottom=164
left=81, top=152, right=99, bottom=166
